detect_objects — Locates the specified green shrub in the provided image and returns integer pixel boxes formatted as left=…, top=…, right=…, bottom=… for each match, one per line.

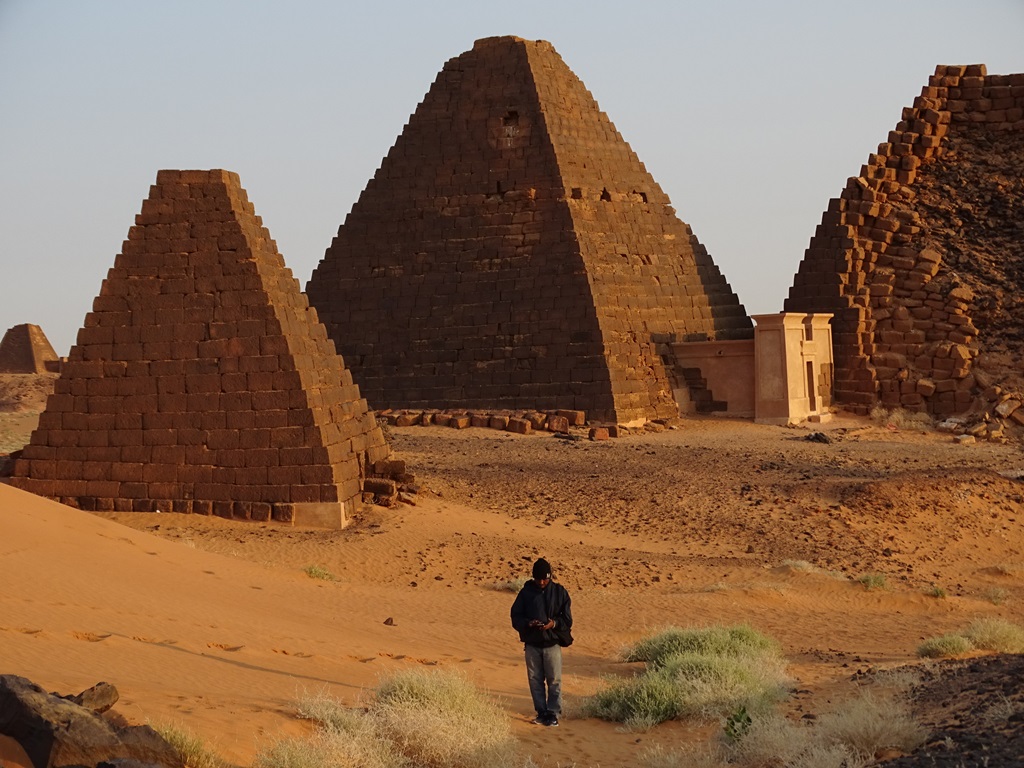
left=583, top=625, right=789, bottom=729
left=965, top=618, right=1024, bottom=653
left=622, top=625, right=780, bottom=667
left=583, top=669, right=682, bottom=730
left=917, top=634, right=973, bottom=658
left=925, top=585, right=947, bottom=599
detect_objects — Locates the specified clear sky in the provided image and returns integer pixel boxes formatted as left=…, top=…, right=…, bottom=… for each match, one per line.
left=1, top=0, right=1022, bottom=356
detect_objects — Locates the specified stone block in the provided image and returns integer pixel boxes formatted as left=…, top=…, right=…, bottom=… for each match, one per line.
left=506, top=418, right=531, bottom=434
left=546, top=415, right=570, bottom=433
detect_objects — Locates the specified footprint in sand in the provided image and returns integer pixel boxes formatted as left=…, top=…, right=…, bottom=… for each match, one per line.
left=207, top=642, right=244, bottom=652
left=11, top=627, right=43, bottom=636
left=132, top=636, right=177, bottom=645
left=71, top=631, right=111, bottom=642
left=272, top=648, right=312, bottom=658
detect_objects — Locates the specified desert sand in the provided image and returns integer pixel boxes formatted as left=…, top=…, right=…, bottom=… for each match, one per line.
left=3, top=413, right=1024, bottom=767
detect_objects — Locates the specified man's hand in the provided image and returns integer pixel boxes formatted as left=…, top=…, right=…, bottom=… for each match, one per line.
left=541, top=619, right=555, bottom=630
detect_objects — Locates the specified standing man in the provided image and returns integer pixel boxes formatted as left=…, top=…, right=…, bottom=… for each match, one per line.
left=510, top=557, right=573, bottom=726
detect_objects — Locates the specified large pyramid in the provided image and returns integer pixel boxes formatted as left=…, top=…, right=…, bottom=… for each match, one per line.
left=786, top=65, right=1024, bottom=416
left=6, top=170, right=390, bottom=526
left=0, top=324, right=59, bottom=373
left=307, top=36, right=751, bottom=424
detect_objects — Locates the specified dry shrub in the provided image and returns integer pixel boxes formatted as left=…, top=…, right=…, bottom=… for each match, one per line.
left=728, top=713, right=814, bottom=765
left=870, top=406, right=932, bottom=430
left=813, top=690, right=927, bottom=758
left=729, top=691, right=922, bottom=767
left=984, top=587, right=1009, bottom=606
left=965, top=618, right=1024, bottom=653
left=638, top=743, right=728, bottom=768
left=258, top=670, right=520, bottom=768
left=153, top=723, right=225, bottom=768
left=372, top=669, right=517, bottom=768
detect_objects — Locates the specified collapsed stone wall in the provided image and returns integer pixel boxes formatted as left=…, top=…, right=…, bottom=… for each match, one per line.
left=786, top=65, right=1024, bottom=419
left=6, top=170, right=390, bottom=525
left=0, top=324, right=58, bottom=374
left=307, top=36, right=750, bottom=425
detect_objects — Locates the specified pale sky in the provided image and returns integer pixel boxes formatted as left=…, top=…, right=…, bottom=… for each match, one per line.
left=1, top=0, right=1022, bottom=356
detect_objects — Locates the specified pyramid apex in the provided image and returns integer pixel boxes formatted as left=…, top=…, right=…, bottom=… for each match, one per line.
left=470, top=35, right=553, bottom=51
left=153, top=169, right=241, bottom=186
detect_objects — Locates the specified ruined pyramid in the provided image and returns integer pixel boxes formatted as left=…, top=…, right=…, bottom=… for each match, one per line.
left=306, top=36, right=751, bottom=424
left=0, top=324, right=59, bottom=374
left=6, top=170, right=390, bottom=526
left=786, top=65, right=1024, bottom=418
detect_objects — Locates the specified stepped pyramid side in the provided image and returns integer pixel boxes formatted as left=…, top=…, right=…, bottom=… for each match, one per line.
left=7, top=170, right=389, bottom=525
left=307, top=36, right=750, bottom=423
left=0, top=324, right=59, bottom=373
left=786, top=65, right=1024, bottom=417
left=522, top=42, right=751, bottom=420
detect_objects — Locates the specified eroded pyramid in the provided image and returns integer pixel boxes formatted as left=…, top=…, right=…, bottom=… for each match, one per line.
left=786, top=65, right=1024, bottom=416
left=307, top=36, right=751, bottom=424
left=7, top=170, right=389, bottom=526
left=0, top=324, right=58, bottom=373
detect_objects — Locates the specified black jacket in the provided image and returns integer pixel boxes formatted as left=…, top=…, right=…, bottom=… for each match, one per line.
left=510, top=580, right=572, bottom=647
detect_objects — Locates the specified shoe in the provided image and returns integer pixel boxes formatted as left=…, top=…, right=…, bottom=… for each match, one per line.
left=531, top=714, right=547, bottom=724
left=544, top=715, right=559, bottom=727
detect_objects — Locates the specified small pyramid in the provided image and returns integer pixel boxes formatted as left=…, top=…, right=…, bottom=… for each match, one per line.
left=785, top=64, right=1024, bottom=416
left=7, top=170, right=390, bottom=526
left=0, top=324, right=59, bottom=373
left=307, top=36, right=750, bottom=424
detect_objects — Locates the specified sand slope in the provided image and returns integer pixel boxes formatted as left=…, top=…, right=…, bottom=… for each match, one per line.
left=4, top=417, right=1024, bottom=766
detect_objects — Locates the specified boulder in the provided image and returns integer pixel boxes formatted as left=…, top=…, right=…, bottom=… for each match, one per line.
left=0, top=675, right=181, bottom=768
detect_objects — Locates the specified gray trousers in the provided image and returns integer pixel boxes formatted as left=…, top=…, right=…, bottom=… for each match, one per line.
left=524, top=643, right=562, bottom=717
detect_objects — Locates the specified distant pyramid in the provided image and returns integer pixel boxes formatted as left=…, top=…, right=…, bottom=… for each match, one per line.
left=7, top=170, right=390, bottom=526
left=0, top=324, right=58, bottom=373
left=786, top=65, right=1024, bottom=416
left=307, top=36, right=751, bottom=424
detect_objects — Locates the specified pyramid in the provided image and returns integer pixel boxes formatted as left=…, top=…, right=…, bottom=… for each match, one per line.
left=786, top=65, right=1024, bottom=417
left=0, top=324, right=59, bottom=373
left=6, top=170, right=390, bottom=526
left=306, top=36, right=751, bottom=424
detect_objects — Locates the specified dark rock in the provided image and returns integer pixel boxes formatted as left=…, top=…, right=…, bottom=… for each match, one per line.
left=805, top=432, right=832, bottom=444
left=0, top=675, right=182, bottom=768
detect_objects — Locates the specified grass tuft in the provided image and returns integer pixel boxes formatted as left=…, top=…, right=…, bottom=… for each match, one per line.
left=814, top=690, right=928, bottom=758
left=964, top=618, right=1024, bottom=653
left=303, top=564, right=335, bottom=581
left=583, top=625, right=789, bottom=729
left=729, top=690, right=924, bottom=766
left=258, top=669, right=521, bottom=768
left=924, top=585, right=947, bottom=599
left=856, top=573, right=886, bottom=591
left=153, top=722, right=225, bottom=768
left=490, top=576, right=528, bottom=593
left=983, top=587, right=1009, bottom=606
left=917, top=634, right=973, bottom=658
left=870, top=406, right=933, bottom=430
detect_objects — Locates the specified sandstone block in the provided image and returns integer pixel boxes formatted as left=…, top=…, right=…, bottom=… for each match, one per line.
left=546, top=415, right=570, bottom=433
left=506, top=418, right=531, bottom=434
